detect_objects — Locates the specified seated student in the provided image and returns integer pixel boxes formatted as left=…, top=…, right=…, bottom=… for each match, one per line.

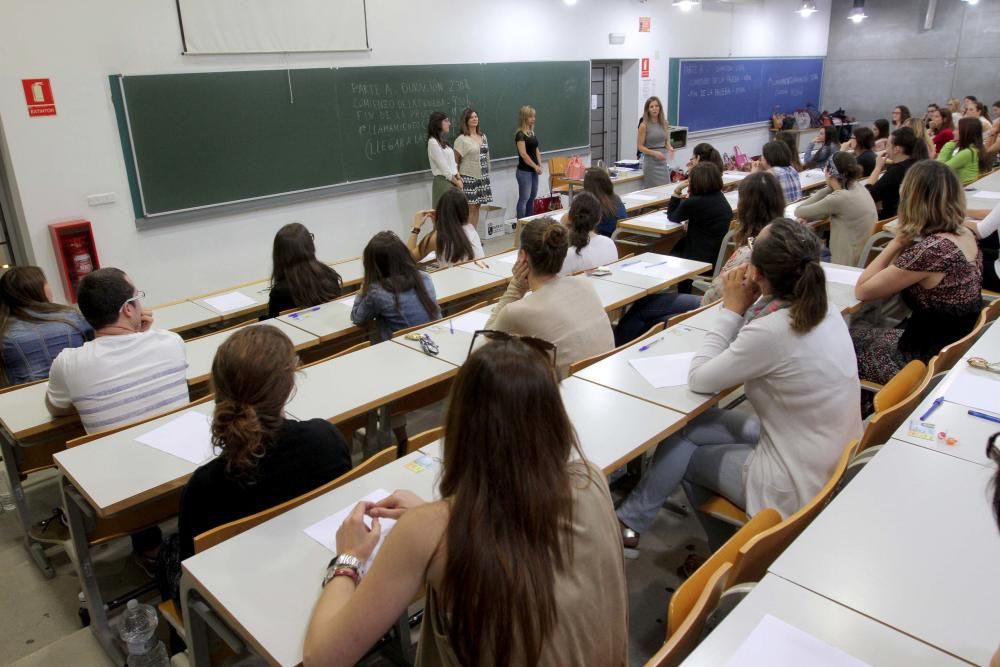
left=852, top=161, right=982, bottom=385
left=406, top=188, right=485, bottom=267
left=485, top=218, right=613, bottom=376
left=667, top=161, right=734, bottom=270
left=904, top=117, right=932, bottom=161
left=0, top=266, right=92, bottom=386
left=351, top=232, right=441, bottom=343
left=947, top=98, right=963, bottom=126
left=891, top=105, right=911, bottom=129
left=802, top=126, right=840, bottom=170
left=866, top=126, right=918, bottom=220
left=966, top=99, right=993, bottom=135
left=617, top=219, right=862, bottom=551
left=303, top=337, right=628, bottom=667
left=987, top=100, right=1000, bottom=158
left=848, top=126, right=878, bottom=176
left=966, top=205, right=1000, bottom=292
left=700, top=172, right=786, bottom=305
left=165, top=326, right=352, bottom=598
left=46, top=268, right=188, bottom=433
left=686, top=142, right=725, bottom=171
left=774, top=130, right=804, bottom=172
left=560, top=192, right=618, bottom=276
left=873, top=118, right=891, bottom=152
left=583, top=168, right=627, bottom=237
left=928, top=105, right=955, bottom=157
left=795, top=152, right=877, bottom=266
left=938, top=117, right=989, bottom=186
left=752, top=141, right=802, bottom=204
left=267, top=223, right=343, bottom=319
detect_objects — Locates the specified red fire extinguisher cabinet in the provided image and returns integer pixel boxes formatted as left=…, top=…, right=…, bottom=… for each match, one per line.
left=49, top=220, right=100, bottom=303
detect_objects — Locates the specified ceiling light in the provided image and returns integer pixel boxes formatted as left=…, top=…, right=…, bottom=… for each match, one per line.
left=672, top=0, right=700, bottom=11
left=964, top=0, right=980, bottom=5
left=563, top=0, right=577, bottom=5
left=797, top=0, right=818, bottom=17
left=847, top=0, right=866, bottom=22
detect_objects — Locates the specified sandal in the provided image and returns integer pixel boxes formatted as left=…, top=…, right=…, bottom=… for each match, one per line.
left=29, top=507, right=69, bottom=544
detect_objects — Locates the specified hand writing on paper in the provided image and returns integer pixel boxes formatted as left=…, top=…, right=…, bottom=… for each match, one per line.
left=368, top=490, right=426, bottom=520
left=336, top=502, right=381, bottom=561
left=721, top=264, right=760, bottom=317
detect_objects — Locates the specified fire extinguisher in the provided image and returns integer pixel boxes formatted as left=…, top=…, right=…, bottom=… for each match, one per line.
left=67, top=237, right=94, bottom=281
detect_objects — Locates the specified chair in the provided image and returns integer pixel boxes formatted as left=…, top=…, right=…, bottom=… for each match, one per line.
left=666, top=509, right=780, bottom=637
left=666, top=298, right=720, bottom=328
left=928, top=304, right=995, bottom=375
left=643, top=562, right=732, bottom=667
left=857, top=230, right=894, bottom=268
left=567, top=322, right=664, bottom=375
left=858, top=361, right=930, bottom=451
left=404, top=425, right=443, bottom=456
left=548, top=157, right=571, bottom=194
left=726, top=439, right=859, bottom=586
left=691, top=226, right=737, bottom=294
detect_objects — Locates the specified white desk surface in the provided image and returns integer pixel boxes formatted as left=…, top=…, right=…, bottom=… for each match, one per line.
left=191, top=280, right=270, bottom=319
left=591, top=253, right=711, bottom=293
left=277, top=297, right=359, bottom=343
left=822, top=262, right=864, bottom=312
left=892, top=363, right=1000, bottom=468
left=0, top=381, right=68, bottom=439
left=677, top=303, right=726, bottom=332
left=769, top=439, right=1000, bottom=667
left=966, top=171, right=1000, bottom=211
left=153, top=300, right=221, bottom=333
left=182, top=451, right=441, bottom=667
left=682, top=574, right=967, bottom=667
left=564, top=169, right=644, bottom=187
left=573, top=325, right=717, bottom=414
left=390, top=305, right=490, bottom=367
left=185, top=320, right=320, bottom=385
left=328, top=257, right=363, bottom=287
left=53, top=402, right=215, bottom=518
left=622, top=184, right=675, bottom=213
left=965, top=317, right=1000, bottom=360
left=284, top=342, right=456, bottom=423
left=586, top=277, right=648, bottom=311
left=428, top=265, right=507, bottom=305
left=415, top=378, right=684, bottom=476
left=618, top=210, right=684, bottom=235
left=460, top=250, right=518, bottom=279
left=799, top=168, right=827, bottom=191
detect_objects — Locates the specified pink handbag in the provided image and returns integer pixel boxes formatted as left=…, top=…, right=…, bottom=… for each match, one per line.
left=732, top=146, right=749, bottom=170
left=564, top=156, right=586, bottom=180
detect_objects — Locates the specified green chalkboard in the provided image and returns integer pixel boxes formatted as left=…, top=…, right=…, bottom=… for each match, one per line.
left=113, top=61, right=590, bottom=218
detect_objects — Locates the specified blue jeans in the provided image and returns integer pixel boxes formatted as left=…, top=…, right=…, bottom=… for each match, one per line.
left=617, top=408, right=759, bottom=549
left=614, top=292, right=703, bottom=346
left=515, top=168, right=539, bottom=219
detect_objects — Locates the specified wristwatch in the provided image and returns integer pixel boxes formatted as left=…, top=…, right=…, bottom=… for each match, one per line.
left=410, top=228, right=421, bottom=235
left=322, top=553, right=362, bottom=587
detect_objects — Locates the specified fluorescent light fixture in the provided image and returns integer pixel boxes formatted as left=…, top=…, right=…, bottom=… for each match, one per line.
left=672, top=0, right=700, bottom=10
left=963, top=0, right=980, bottom=5
left=797, top=0, right=818, bottom=17
left=848, top=0, right=866, bottom=22
left=563, top=0, right=577, bottom=5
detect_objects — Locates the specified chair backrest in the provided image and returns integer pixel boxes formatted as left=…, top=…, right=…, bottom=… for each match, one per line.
left=666, top=508, right=780, bottom=637
left=728, top=439, right=859, bottom=586
left=872, top=216, right=896, bottom=235
left=982, top=296, right=1000, bottom=326
left=872, top=359, right=927, bottom=413
left=857, top=230, right=895, bottom=268
left=860, top=361, right=930, bottom=451
left=193, top=446, right=398, bottom=553
left=65, top=395, right=215, bottom=449
left=932, top=307, right=989, bottom=374
left=666, top=299, right=720, bottom=328
left=568, top=322, right=665, bottom=375
left=404, top=425, right=444, bottom=456
left=302, top=340, right=370, bottom=368
left=710, top=228, right=738, bottom=279
left=644, top=562, right=732, bottom=667
left=548, top=157, right=571, bottom=191
left=392, top=300, right=489, bottom=339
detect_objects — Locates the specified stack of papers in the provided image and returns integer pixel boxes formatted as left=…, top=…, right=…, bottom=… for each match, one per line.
left=633, top=211, right=681, bottom=229
left=448, top=311, right=491, bottom=334
left=628, top=352, right=696, bottom=388
left=303, top=489, right=396, bottom=574
left=725, top=615, right=871, bottom=666
left=135, top=412, right=215, bottom=464
left=201, top=292, right=258, bottom=313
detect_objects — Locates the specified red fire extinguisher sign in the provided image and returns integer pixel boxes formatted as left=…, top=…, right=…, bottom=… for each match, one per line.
left=22, top=79, right=56, bottom=117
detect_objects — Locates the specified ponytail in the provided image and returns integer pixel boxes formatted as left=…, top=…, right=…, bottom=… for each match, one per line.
left=789, top=260, right=827, bottom=333
left=567, top=192, right=601, bottom=255
left=751, top=218, right=828, bottom=334
left=211, top=400, right=274, bottom=479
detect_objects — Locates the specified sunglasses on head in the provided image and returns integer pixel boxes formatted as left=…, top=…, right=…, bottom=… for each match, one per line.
left=468, top=329, right=557, bottom=369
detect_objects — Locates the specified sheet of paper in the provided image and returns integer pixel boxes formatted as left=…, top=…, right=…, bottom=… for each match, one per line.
left=722, top=171, right=747, bottom=181
left=201, top=291, right=258, bottom=313
left=628, top=352, right=696, bottom=388
left=784, top=203, right=798, bottom=218
left=634, top=211, right=681, bottom=229
left=619, top=257, right=687, bottom=279
left=448, top=311, right=491, bottom=334
left=725, top=614, right=871, bottom=667
left=134, top=411, right=214, bottom=465
left=822, top=266, right=861, bottom=286
left=303, top=489, right=396, bottom=574
left=969, top=190, right=1000, bottom=200
left=497, top=253, right=518, bottom=265
left=626, top=193, right=659, bottom=201
left=944, top=369, right=1000, bottom=414
left=337, top=295, right=357, bottom=308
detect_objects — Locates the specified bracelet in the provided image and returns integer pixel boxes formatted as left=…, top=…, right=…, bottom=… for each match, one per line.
left=332, top=567, right=360, bottom=586
left=411, top=228, right=421, bottom=234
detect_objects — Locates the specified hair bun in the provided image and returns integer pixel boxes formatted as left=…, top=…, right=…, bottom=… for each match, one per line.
left=542, top=223, right=568, bottom=247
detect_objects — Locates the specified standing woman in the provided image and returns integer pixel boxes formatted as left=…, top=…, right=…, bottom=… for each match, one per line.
left=427, top=112, right=461, bottom=207
left=453, top=108, right=493, bottom=231
left=852, top=161, right=982, bottom=384
left=514, top=106, right=543, bottom=220
left=938, top=117, right=989, bottom=185
left=794, top=152, right=877, bottom=266
left=0, top=266, right=92, bottom=386
left=407, top=188, right=485, bottom=266
left=267, top=223, right=343, bottom=318
left=802, top=126, right=840, bottom=170
left=638, top=96, right=674, bottom=188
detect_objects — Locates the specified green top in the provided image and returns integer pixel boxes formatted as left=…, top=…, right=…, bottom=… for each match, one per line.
left=937, top=142, right=981, bottom=185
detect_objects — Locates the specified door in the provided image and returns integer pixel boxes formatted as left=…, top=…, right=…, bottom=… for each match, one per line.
left=590, top=63, right=621, bottom=167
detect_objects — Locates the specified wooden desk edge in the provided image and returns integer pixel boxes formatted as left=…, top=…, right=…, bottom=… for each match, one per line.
left=324, top=366, right=458, bottom=426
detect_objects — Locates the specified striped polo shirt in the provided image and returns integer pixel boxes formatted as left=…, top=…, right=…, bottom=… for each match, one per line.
left=46, top=330, right=189, bottom=434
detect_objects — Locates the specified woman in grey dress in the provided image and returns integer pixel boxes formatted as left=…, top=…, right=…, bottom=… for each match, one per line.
left=638, top=96, right=674, bottom=188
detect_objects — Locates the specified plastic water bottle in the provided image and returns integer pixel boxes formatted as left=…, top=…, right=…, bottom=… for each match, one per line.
left=0, top=465, right=15, bottom=512
left=119, top=599, right=169, bottom=667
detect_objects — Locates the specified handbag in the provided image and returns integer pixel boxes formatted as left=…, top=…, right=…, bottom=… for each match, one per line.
left=732, top=146, right=749, bottom=170
left=532, top=192, right=562, bottom=215
left=564, top=156, right=586, bottom=180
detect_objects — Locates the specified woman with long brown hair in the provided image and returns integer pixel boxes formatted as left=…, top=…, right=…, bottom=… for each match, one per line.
left=267, top=223, right=343, bottom=318
left=560, top=192, right=618, bottom=276
left=0, top=266, right=91, bottom=385
left=938, top=117, right=989, bottom=185
left=618, top=219, right=861, bottom=553
left=453, top=107, right=493, bottom=230
left=406, top=188, right=484, bottom=267
left=303, top=337, right=628, bottom=666
left=582, top=168, right=626, bottom=237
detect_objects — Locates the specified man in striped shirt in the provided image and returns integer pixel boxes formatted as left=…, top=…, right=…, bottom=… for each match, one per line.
left=46, top=268, right=189, bottom=433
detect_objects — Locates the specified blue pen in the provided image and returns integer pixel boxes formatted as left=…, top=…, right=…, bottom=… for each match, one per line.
left=645, top=261, right=668, bottom=268
left=968, top=409, right=1000, bottom=425
left=919, top=396, right=944, bottom=421
left=638, top=337, right=662, bottom=352
left=621, top=259, right=641, bottom=267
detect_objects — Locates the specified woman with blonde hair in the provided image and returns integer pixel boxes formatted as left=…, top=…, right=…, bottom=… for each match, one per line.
left=514, top=105, right=543, bottom=219
left=904, top=117, right=933, bottom=160
left=851, top=160, right=982, bottom=384
left=638, top=96, right=674, bottom=188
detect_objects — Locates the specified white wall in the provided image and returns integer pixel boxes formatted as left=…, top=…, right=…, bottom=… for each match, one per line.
left=0, top=0, right=830, bottom=303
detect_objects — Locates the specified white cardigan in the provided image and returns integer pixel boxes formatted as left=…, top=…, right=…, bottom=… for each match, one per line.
left=427, top=138, right=457, bottom=178
left=688, top=303, right=862, bottom=518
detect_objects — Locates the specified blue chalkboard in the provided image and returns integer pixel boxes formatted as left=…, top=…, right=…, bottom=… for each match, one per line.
left=668, top=58, right=823, bottom=132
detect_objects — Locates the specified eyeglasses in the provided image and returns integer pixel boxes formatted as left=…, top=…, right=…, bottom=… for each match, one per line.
left=468, top=329, right=558, bottom=369
left=119, top=290, right=145, bottom=312
left=404, top=332, right=439, bottom=356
